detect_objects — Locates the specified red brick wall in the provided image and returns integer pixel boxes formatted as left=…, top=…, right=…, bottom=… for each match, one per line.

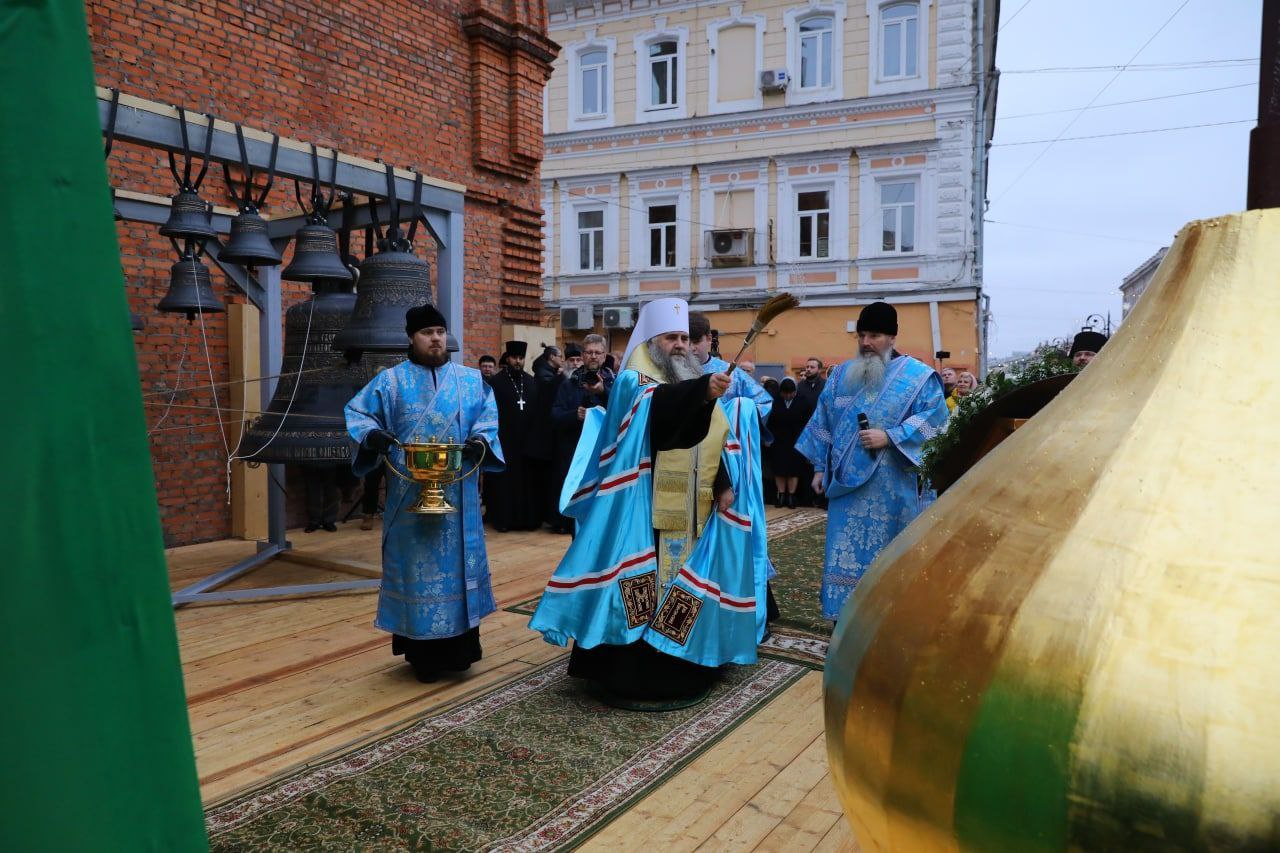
left=89, top=0, right=556, bottom=545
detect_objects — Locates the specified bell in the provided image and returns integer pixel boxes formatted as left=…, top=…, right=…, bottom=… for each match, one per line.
left=158, top=251, right=225, bottom=321
left=220, top=207, right=282, bottom=266
left=235, top=278, right=372, bottom=465
left=446, top=333, right=459, bottom=354
left=332, top=243, right=432, bottom=361
left=282, top=216, right=353, bottom=283
left=158, top=188, right=216, bottom=240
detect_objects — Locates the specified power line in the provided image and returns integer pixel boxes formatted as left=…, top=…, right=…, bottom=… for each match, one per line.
left=992, top=117, right=1253, bottom=147
left=1001, top=58, right=1256, bottom=74
left=991, top=0, right=1195, bottom=206
left=950, top=0, right=1038, bottom=81
left=984, top=219, right=1166, bottom=245
left=998, top=82, right=1256, bottom=120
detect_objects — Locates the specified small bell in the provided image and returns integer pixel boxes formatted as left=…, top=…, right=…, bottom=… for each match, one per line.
left=158, top=248, right=225, bottom=322
left=159, top=188, right=216, bottom=240
left=221, top=207, right=281, bottom=266
left=282, top=215, right=353, bottom=282
left=220, top=125, right=283, bottom=266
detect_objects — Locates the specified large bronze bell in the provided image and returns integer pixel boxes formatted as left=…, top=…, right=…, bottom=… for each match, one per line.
left=235, top=278, right=374, bottom=465
left=158, top=243, right=225, bottom=321
left=220, top=125, right=282, bottom=266
left=333, top=169, right=432, bottom=361
left=282, top=215, right=352, bottom=282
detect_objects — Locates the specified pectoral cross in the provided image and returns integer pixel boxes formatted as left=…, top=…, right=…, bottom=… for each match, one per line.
left=516, top=398, right=526, bottom=411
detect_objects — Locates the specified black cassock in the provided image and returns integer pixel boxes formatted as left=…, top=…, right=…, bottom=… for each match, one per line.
left=567, top=373, right=732, bottom=703
left=485, top=367, right=542, bottom=531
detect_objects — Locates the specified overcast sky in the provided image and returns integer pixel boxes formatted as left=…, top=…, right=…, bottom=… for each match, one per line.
left=984, top=0, right=1261, bottom=356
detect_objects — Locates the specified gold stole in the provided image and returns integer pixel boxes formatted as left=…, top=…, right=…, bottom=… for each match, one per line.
left=626, top=345, right=729, bottom=584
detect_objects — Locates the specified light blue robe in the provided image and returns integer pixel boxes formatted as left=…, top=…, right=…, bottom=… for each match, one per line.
left=528, top=370, right=769, bottom=667
left=796, top=355, right=948, bottom=621
left=345, top=360, right=504, bottom=640
left=704, top=355, right=773, bottom=421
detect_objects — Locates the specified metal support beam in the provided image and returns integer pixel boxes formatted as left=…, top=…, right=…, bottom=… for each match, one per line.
left=172, top=578, right=379, bottom=606
left=99, top=94, right=464, bottom=215
left=171, top=543, right=285, bottom=605
left=441, top=207, right=466, bottom=359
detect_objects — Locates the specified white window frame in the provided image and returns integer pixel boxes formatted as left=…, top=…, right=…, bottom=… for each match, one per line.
left=645, top=200, right=679, bottom=269
left=798, top=16, right=835, bottom=91
left=627, top=169, right=692, bottom=272
left=576, top=207, right=606, bottom=272
left=633, top=28, right=689, bottom=123
left=567, top=35, right=617, bottom=131
left=857, top=152, right=934, bottom=259
left=784, top=2, right=846, bottom=106
left=867, top=0, right=931, bottom=96
left=877, top=180, right=917, bottom=254
left=796, top=189, right=833, bottom=260
left=706, top=11, right=766, bottom=115
left=776, top=153, right=851, bottom=264
left=559, top=178, right=620, bottom=276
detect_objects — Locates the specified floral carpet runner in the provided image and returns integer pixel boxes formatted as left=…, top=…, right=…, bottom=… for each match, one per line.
left=206, top=658, right=806, bottom=851
left=507, top=508, right=832, bottom=667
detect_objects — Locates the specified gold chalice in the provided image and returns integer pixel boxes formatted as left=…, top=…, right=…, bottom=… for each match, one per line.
left=385, top=440, right=484, bottom=514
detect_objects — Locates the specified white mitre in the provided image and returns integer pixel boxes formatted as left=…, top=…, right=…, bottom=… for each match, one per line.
left=620, top=297, right=689, bottom=370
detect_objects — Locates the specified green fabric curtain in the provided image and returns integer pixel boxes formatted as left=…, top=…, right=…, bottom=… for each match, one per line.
left=0, top=3, right=206, bottom=849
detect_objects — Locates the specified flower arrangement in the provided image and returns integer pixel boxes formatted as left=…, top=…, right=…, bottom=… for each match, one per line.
left=920, top=345, right=1082, bottom=483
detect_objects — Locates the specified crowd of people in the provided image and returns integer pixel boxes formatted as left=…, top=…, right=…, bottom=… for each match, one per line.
left=341, top=299, right=1108, bottom=703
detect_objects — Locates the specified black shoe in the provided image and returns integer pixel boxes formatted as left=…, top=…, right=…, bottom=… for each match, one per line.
left=786, top=493, right=796, bottom=509
left=774, top=493, right=784, bottom=509
left=322, top=522, right=337, bottom=532
left=305, top=523, right=319, bottom=533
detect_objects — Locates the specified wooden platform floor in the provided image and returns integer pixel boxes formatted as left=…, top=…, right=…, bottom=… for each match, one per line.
left=169, top=507, right=854, bottom=851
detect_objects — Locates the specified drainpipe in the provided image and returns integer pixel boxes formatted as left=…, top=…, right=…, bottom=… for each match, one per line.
left=972, top=0, right=992, bottom=376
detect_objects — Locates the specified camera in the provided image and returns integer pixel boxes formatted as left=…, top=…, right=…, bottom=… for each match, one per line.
left=582, top=369, right=600, bottom=387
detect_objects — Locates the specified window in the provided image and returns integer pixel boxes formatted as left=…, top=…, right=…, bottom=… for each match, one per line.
left=648, top=204, right=677, bottom=267
left=579, top=48, right=608, bottom=117
left=797, top=191, right=830, bottom=259
left=880, top=181, right=916, bottom=253
left=648, top=41, right=679, bottom=110
left=785, top=4, right=846, bottom=105
left=799, top=17, right=834, bottom=89
left=577, top=209, right=604, bottom=271
left=880, top=3, right=918, bottom=79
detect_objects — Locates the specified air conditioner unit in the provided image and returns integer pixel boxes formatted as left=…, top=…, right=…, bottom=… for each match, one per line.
left=560, top=305, right=594, bottom=330
left=705, top=229, right=755, bottom=267
left=603, top=306, right=634, bottom=329
left=760, top=69, right=790, bottom=93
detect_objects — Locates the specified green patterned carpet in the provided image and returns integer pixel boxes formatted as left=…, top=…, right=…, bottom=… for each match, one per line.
left=205, top=658, right=806, bottom=851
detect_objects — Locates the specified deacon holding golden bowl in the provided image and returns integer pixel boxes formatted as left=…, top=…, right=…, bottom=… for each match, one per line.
left=345, top=304, right=504, bottom=683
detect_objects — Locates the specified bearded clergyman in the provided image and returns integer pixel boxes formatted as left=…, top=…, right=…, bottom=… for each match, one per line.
left=796, top=301, right=949, bottom=622
left=529, top=297, right=771, bottom=707
left=345, top=304, right=504, bottom=683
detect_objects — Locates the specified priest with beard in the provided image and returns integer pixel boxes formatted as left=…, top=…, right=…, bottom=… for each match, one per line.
left=531, top=298, right=773, bottom=708
left=344, top=304, right=504, bottom=682
left=796, top=301, right=950, bottom=622
left=484, top=340, right=542, bottom=532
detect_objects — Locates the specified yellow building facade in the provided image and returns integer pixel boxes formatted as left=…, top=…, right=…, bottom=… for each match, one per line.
left=542, top=0, right=998, bottom=378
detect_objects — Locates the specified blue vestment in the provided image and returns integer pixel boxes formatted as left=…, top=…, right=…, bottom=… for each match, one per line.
left=528, top=369, right=769, bottom=667
left=704, top=355, right=773, bottom=420
left=796, top=355, right=948, bottom=620
left=345, top=360, right=504, bottom=640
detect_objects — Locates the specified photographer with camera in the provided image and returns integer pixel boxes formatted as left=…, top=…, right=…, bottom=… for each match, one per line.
left=549, top=334, right=615, bottom=534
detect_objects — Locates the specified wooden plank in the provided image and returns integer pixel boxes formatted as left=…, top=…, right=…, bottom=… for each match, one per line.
left=584, top=671, right=825, bottom=851
left=754, top=771, right=848, bottom=852
left=228, top=301, right=267, bottom=540
left=706, top=733, right=832, bottom=848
